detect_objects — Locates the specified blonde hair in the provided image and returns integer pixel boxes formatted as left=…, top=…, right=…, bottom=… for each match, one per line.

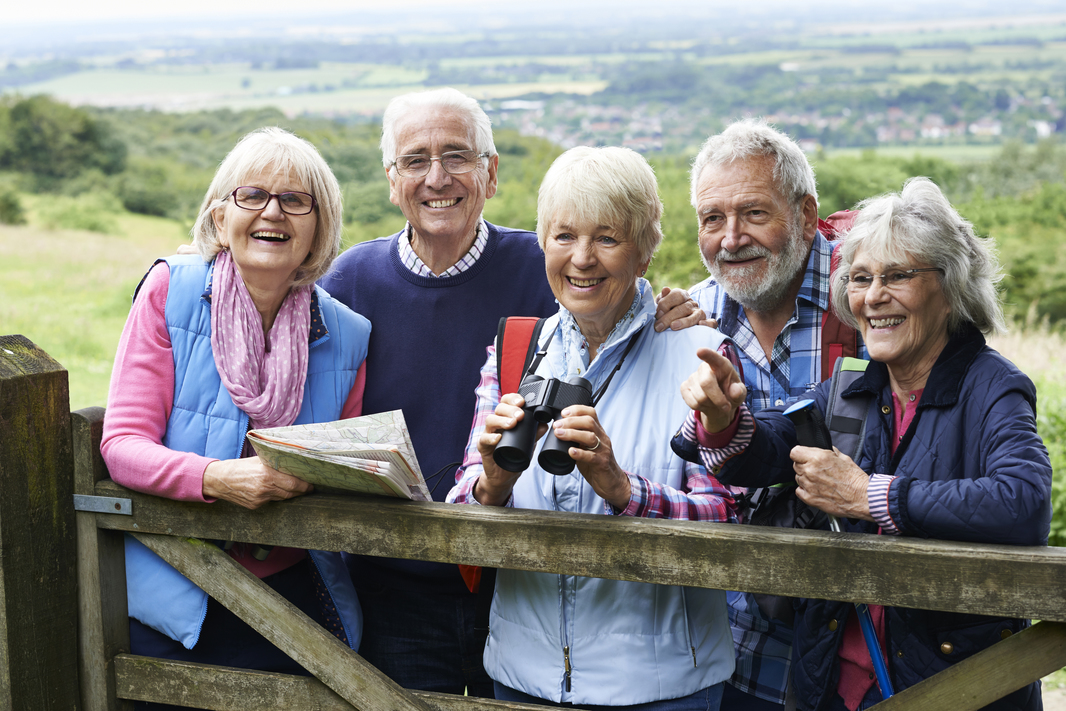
left=191, top=127, right=343, bottom=286
left=537, top=146, right=663, bottom=263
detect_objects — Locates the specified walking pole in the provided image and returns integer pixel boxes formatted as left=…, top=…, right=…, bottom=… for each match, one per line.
left=786, top=400, right=895, bottom=699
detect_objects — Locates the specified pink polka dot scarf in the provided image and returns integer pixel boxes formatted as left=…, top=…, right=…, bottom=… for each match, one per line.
left=209, top=250, right=311, bottom=430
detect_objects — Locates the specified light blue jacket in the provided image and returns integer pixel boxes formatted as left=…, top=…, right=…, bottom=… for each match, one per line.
left=125, top=255, right=370, bottom=650
left=484, top=284, right=735, bottom=706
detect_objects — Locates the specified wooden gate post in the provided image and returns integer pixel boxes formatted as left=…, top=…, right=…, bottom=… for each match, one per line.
left=0, top=335, right=81, bottom=709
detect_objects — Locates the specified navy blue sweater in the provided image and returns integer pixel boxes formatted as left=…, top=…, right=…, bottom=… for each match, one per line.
left=319, top=222, right=558, bottom=588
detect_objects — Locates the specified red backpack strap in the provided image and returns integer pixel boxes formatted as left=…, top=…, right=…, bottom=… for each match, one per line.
left=820, top=239, right=859, bottom=383
left=818, top=209, right=858, bottom=239
left=496, top=316, right=547, bottom=394
left=463, top=317, right=547, bottom=596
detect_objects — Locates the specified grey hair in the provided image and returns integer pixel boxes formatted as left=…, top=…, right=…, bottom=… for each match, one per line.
left=380, top=88, right=497, bottom=174
left=191, top=127, right=342, bottom=286
left=690, top=118, right=818, bottom=211
left=536, top=146, right=663, bottom=263
left=830, top=176, right=1006, bottom=336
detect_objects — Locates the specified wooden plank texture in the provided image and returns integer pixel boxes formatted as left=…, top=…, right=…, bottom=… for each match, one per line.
left=0, top=335, right=80, bottom=710
left=872, top=621, right=1066, bottom=710
left=91, top=482, right=1066, bottom=623
left=73, top=407, right=132, bottom=711
left=114, top=654, right=547, bottom=711
left=131, top=532, right=432, bottom=711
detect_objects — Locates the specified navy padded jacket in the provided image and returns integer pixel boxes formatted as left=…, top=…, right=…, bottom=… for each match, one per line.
left=716, top=325, right=1052, bottom=711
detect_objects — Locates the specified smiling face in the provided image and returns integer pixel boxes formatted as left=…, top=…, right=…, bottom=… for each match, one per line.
left=212, top=171, right=318, bottom=290
left=848, top=247, right=952, bottom=385
left=543, top=216, right=649, bottom=343
left=694, top=155, right=817, bottom=312
left=386, top=105, right=499, bottom=251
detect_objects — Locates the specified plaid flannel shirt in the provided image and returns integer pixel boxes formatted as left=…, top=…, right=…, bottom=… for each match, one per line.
left=686, top=231, right=868, bottom=704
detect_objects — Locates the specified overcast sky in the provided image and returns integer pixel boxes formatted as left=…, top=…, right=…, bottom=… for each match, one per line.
left=11, top=0, right=616, bottom=25
left=9, top=0, right=1061, bottom=26
left=9, top=0, right=383, bottom=24
left=4, top=0, right=1064, bottom=56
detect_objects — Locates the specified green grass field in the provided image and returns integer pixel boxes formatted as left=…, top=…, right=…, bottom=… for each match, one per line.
left=6, top=63, right=608, bottom=116
left=0, top=201, right=188, bottom=409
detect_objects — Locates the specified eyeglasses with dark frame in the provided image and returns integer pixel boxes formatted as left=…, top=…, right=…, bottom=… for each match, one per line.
left=390, top=150, right=491, bottom=178
left=844, top=267, right=943, bottom=292
left=230, top=187, right=317, bottom=216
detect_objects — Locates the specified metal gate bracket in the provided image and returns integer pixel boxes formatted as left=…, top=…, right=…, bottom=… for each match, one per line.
left=74, top=494, right=132, bottom=515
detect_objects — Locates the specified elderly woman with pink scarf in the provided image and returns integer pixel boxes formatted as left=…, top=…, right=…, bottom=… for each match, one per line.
left=102, top=127, right=369, bottom=702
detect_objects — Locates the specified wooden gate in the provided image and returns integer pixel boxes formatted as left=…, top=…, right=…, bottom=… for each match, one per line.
left=4, top=335, right=1066, bottom=710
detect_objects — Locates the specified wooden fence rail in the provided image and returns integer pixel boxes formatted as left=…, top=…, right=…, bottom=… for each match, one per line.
left=3, top=337, right=1066, bottom=710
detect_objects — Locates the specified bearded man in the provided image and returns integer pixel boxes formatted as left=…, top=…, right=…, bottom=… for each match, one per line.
left=670, top=119, right=865, bottom=711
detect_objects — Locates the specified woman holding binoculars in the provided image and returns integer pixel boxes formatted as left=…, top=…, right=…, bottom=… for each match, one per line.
left=447, top=146, right=739, bottom=710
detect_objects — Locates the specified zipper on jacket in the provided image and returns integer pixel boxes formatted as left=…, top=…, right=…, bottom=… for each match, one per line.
left=240, top=417, right=252, bottom=458
left=681, top=589, right=698, bottom=668
left=563, top=645, right=572, bottom=692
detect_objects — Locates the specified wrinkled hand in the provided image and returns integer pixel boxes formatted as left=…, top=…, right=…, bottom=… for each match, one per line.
left=475, top=393, right=548, bottom=506
left=654, top=287, right=708, bottom=332
left=175, top=243, right=198, bottom=256
left=552, top=405, right=631, bottom=510
left=791, top=446, right=873, bottom=521
left=202, top=456, right=313, bottom=510
left=680, top=347, right=747, bottom=434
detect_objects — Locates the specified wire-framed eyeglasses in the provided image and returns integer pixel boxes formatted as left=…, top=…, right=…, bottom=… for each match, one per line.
left=230, top=187, right=317, bottom=215
left=390, top=150, right=491, bottom=178
left=844, top=267, right=943, bottom=292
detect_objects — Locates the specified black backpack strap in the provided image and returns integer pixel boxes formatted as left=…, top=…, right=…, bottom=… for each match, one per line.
left=474, top=566, right=496, bottom=639
left=824, top=356, right=872, bottom=462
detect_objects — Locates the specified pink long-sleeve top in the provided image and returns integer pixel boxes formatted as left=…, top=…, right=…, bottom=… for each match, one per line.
left=101, top=262, right=366, bottom=577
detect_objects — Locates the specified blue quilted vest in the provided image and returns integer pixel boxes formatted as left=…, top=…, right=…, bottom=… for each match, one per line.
left=125, top=255, right=370, bottom=650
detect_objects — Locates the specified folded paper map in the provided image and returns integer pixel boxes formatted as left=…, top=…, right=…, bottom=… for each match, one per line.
left=247, top=410, right=432, bottom=501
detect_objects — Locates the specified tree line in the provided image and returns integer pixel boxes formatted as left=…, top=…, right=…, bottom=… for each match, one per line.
left=2, top=95, right=1066, bottom=324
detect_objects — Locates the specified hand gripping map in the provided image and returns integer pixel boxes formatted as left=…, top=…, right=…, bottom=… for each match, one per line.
left=247, top=410, right=432, bottom=501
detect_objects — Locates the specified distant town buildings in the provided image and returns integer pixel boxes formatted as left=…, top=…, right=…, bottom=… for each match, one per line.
left=487, top=93, right=1062, bottom=154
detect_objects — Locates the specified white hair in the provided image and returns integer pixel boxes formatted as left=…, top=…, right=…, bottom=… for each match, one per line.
left=830, top=177, right=1006, bottom=336
left=690, top=118, right=817, bottom=210
left=380, top=88, right=497, bottom=175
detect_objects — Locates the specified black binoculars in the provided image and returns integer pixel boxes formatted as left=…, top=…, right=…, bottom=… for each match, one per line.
left=493, top=375, right=594, bottom=475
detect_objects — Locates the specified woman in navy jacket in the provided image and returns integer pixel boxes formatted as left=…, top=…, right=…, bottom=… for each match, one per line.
left=678, top=177, right=1051, bottom=711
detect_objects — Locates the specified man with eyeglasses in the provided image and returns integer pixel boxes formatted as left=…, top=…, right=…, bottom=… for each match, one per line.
left=319, top=87, right=701, bottom=698
left=666, top=118, right=867, bottom=711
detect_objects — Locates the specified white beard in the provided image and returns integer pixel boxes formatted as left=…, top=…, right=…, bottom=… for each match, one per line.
left=704, top=216, right=809, bottom=313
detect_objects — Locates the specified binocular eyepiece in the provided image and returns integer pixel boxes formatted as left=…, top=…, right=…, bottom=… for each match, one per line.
left=493, top=375, right=594, bottom=475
